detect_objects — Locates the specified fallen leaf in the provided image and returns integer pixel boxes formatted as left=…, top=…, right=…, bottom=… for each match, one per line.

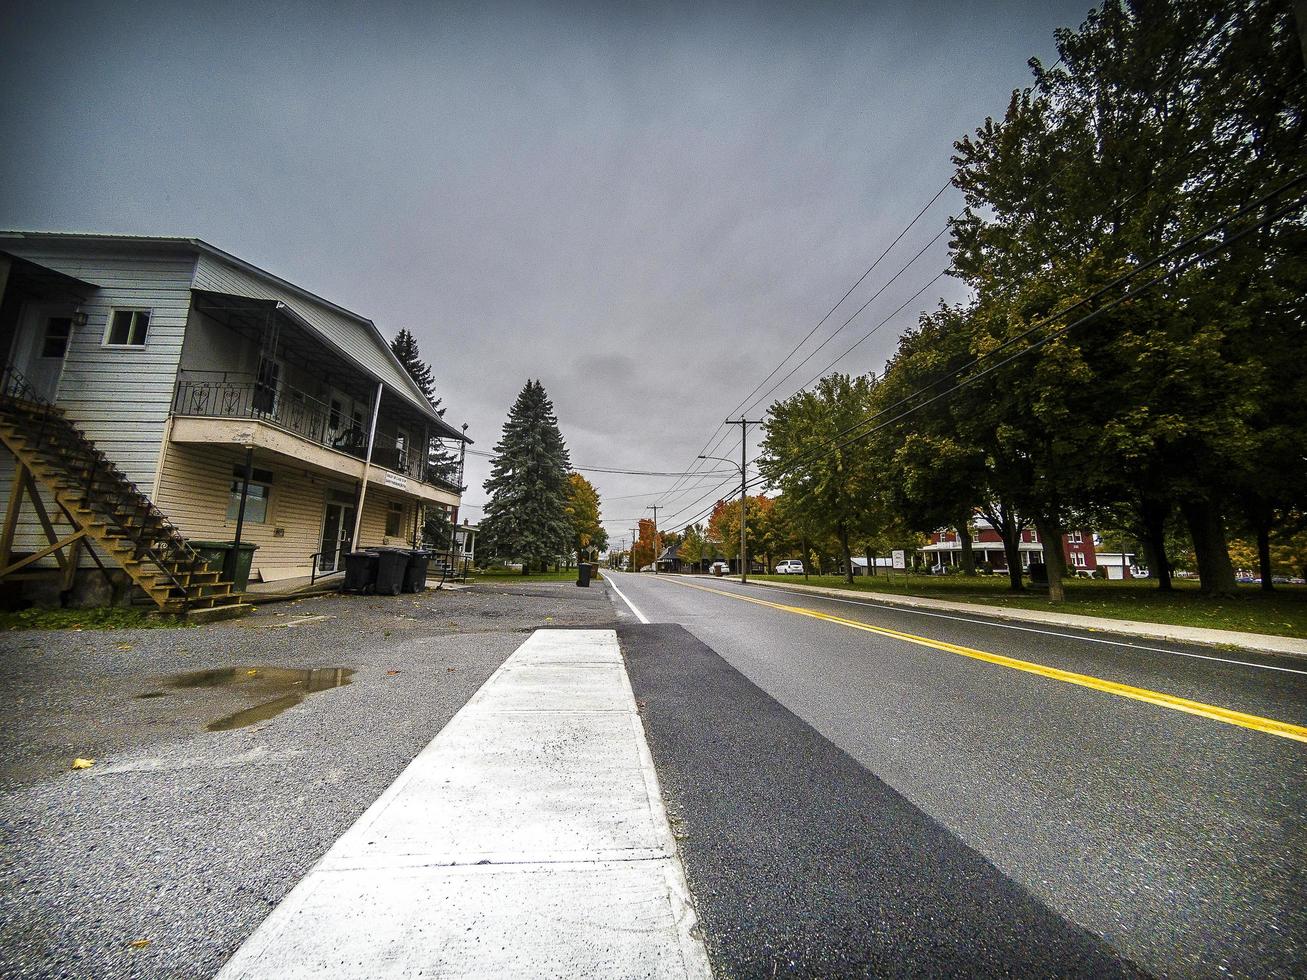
left=446, top=667, right=456, bottom=673
left=386, top=670, right=401, bottom=676
left=246, top=669, right=258, bottom=676
left=116, top=643, right=133, bottom=652
left=129, top=939, right=151, bottom=950
left=71, top=758, right=95, bottom=769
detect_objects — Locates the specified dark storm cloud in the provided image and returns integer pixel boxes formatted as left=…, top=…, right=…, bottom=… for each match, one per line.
left=0, top=0, right=1092, bottom=534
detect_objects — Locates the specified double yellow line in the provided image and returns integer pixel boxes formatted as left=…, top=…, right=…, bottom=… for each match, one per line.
left=663, top=577, right=1307, bottom=744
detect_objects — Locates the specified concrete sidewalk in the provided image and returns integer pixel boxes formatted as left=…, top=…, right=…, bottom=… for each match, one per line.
left=216, top=629, right=710, bottom=979
left=744, top=577, right=1307, bottom=658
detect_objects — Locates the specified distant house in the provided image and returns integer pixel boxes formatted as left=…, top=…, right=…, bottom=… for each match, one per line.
left=922, top=518, right=1098, bottom=575
left=453, top=519, right=478, bottom=564
left=1094, top=551, right=1147, bottom=580
left=0, top=231, right=469, bottom=612
left=851, top=556, right=895, bottom=575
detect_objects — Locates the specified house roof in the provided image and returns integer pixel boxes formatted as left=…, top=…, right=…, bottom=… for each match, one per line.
left=0, top=231, right=470, bottom=443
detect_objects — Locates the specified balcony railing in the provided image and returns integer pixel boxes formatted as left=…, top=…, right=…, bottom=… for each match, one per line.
left=173, top=374, right=462, bottom=494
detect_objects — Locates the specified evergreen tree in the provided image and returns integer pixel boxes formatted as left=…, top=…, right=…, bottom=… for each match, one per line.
left=479, top=380, right=573, bottom=573
left=390, top=329, right=440, bottom=410
left=391, top=328, right=460, bottom=486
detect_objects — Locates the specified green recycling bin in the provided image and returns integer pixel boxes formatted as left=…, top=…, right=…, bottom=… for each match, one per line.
left=190, top=540, right=259, bottom=592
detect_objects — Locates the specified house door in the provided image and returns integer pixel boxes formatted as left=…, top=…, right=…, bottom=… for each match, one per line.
left=10, top=304, right=74, bottom=402
left=253, top=355, right=283, bottom=416
left=318, top=494, right=357, bottom=573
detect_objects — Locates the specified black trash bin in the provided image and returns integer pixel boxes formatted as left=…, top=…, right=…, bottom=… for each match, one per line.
left=403, top=550, right=432, bottom=593
left=576, top=562, right=592, bottom=588
left=344, top=551, right=379, bottom=593
left=374, top=549, right=409, bottom=596
left=1028, top=561, right=1049, bottom=586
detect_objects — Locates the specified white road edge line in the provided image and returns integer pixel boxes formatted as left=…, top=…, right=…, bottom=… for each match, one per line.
left=606, top=571, right=651, bottom=624
left=651, top=575, right=1307, bottom=677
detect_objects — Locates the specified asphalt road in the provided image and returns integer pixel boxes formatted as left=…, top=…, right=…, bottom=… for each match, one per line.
left=606, top=571, right=1307, bottom=978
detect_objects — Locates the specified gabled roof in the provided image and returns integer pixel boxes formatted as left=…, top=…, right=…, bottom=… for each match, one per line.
left=0, top=230, right=470, bottom=443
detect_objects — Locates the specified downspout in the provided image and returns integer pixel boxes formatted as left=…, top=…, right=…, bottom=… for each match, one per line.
left=350, top=381, right=384, bottom=551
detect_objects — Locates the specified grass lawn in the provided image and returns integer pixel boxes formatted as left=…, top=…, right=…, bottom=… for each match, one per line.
left=0, top=607, right=193, bottom=631
left=748, top=573, right=1307, bottom=639
left=471, top=567, right=602, bottom=583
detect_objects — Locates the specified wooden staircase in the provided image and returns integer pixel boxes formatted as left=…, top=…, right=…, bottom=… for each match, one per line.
left=0, top=366, right=251, bottom=619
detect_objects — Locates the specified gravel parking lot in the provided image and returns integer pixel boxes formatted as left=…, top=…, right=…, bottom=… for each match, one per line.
left=0, top=580, right=615, bottom=979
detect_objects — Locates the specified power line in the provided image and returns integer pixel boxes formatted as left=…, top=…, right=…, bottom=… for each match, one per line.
left=650, top=179, right=956, bottom=512
left=657, top=180, right=1307, bottom=536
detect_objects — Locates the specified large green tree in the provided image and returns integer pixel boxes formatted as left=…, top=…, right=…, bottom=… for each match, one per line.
left=760, top=374, right=887, bottom=584
left=944, top=0, right=1307, bottom=596
left=479, top=380, right=573, bottom=573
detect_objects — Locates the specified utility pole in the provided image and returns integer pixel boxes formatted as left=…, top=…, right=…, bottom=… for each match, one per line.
left=724, top=418, right=764, bottom=582
left=630, top=527, right=639, bottom=572
left=647, top=505, right=660, bottom=574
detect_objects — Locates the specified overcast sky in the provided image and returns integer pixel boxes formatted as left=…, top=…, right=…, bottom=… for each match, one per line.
left=0, top=0, right=1092, bottom=545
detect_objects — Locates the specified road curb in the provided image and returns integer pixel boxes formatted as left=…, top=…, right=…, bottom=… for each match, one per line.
left=735, top=577, right=1307, bottom=659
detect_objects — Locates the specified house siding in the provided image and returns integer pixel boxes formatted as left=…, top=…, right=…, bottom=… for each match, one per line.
left=0, top=241, right=196, bottom=491
left=154, top=442, right=420, bottom=581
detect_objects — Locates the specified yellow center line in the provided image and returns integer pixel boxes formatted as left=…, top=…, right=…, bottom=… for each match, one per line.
left=657, top=576, right=1307, bottom=745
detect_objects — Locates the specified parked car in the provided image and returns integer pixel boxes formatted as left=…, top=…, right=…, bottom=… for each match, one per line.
left=775, top=559, right=805, bottom=575
left=709, top=561, right=730, bottom=576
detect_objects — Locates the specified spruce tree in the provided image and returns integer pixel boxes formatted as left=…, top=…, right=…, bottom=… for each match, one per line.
left=391, top=328, right=459, bottom=487
left=480, top=380, right=573, bottom=573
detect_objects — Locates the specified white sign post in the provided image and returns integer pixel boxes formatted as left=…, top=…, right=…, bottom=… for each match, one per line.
left=892, top=549, right=906, bottom=573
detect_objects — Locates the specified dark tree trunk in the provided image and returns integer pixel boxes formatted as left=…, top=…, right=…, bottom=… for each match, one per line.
left=1180, top=499, right=1238, bottom=596
left=982, top=499, right=1025, bottom=592
left=1035, top=515, right=1067, bottom=603
left=839, top=525, right=853, bottom=585
left=801, top=535, right=810, bottom=580
left=864, top=546, right=873, bottom=579
left=1244, top=494, right=1275, bottom=591
left=521, top=562, right=530, bottom=576
left=958, top=520, right=976, bottom=576
left=1139, top=496, right=1173, bottom=591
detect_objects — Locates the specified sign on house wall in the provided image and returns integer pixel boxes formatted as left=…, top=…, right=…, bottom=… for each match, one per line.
left=383, top=472, right=407, bottom=491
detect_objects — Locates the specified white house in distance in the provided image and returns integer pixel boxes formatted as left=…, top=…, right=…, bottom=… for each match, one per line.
left=0, top=231, right=469, bottom=604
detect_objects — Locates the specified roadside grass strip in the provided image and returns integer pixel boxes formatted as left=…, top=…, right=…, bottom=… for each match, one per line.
left=664, top=578, right=1307, bottom=745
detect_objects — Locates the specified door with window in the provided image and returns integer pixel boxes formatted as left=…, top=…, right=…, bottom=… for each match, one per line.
left=319, top=492, right=357, bottom=573
left=10, top=304, right=74, bottom=401
left=253, top=355, right=283, bottom=417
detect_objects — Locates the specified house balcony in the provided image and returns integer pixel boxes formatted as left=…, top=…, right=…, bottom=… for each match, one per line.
left=170, top=372, right=462, bottom=505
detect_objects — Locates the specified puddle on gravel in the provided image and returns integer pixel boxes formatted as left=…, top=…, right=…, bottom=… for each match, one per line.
left=152, top=666, right=354, bottom=731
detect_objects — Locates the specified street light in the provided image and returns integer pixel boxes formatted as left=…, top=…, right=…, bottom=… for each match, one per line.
left=698, top=453, right=753, bottom=583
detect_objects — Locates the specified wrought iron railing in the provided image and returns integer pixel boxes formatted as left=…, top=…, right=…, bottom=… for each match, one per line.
left=173, top=372, right=463, bottom=493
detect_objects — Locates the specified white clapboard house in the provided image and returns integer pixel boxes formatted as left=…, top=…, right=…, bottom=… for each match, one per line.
left=0, top=231, right=468, bottom=617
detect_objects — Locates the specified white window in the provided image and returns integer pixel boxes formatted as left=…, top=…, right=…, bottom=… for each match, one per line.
left=1073, top=552, right=1087, bottom=567
left=104, top=309, right=150, bottom=346
left=1029, top=528, right=1039, bottom=543
left=227, top=466, right=273, bottom=523
left=1070, top=530, right=1083, bottom=544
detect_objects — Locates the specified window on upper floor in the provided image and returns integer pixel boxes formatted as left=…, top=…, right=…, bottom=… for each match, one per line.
left=104, top=309, right=150, bottom=346
left=42, top=316, right=73, bottom=358
left=1070, top=530, right=1083, bottom=544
